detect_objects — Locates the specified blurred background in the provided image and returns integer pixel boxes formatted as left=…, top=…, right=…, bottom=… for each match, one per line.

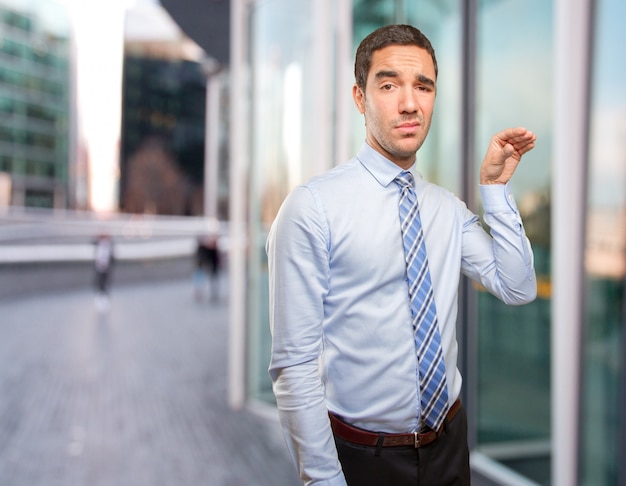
left=0, top=0, right=624, bottom=485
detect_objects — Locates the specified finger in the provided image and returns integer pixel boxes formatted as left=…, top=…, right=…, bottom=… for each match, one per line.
left=511, top=133, right=536, bottom=148
left=515, top=141, right=536, bottom=156
left=504, top=141, right=535, bottom=161
left=495, top=126, right=528, bottom=142
left=498, top=127, right=535, bottom=144
left=508, top=134, right=536, bottom=152
left=503, top=143, right=515, bottom=158
left=506, top=132, right=535, bottom=147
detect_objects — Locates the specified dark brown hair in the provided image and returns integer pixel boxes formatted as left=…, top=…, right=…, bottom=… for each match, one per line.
left=354, top=24, right=438, bottom=89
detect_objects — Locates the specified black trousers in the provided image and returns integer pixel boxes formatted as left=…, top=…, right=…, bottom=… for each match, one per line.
left=334, top=405, right=470, bottom=485
left=95, top=270, right=111, bottom=294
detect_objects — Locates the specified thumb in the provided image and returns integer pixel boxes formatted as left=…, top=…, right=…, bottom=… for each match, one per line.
left=502, top=143, right=515, bottom=159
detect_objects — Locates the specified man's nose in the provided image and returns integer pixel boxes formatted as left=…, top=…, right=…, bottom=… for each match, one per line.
left=398, top=87, right=420, bottom=113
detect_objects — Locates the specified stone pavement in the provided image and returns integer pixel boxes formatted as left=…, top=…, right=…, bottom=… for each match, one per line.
left=0, top=273, right=300, bottom=486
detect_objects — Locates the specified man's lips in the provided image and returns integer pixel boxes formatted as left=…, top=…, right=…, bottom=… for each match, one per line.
left=396, top=122, right=420, bottom=133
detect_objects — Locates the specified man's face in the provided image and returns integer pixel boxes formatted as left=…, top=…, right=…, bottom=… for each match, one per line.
left=353, top=45, right=436, bottom=170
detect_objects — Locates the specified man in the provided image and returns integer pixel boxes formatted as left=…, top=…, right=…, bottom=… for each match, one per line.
left=266, top=24, right=536, bottom=485
left=93, top=233, right=114, bottom=313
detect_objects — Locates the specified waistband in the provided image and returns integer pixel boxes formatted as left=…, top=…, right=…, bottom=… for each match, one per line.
left=329, top=399, right=462, bottom=448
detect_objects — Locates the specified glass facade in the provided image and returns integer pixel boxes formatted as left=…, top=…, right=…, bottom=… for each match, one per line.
left=246, top=0, right=339, bottom=403
left=236, top=0, right=625, bottom=483
left=580, top=0, right=626, bottom=483
left=475, top=1, right=552, bottom=483
left=0, top=0, right=70, bottom=208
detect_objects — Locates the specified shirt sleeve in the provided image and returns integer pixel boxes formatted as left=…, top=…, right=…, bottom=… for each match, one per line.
left=266, top=186, right=347, bottom=486
left=462, top=183, right=537, bottom=305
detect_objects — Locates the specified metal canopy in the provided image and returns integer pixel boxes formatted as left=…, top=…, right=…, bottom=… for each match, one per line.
left=160, top=0, right=230, bottom=65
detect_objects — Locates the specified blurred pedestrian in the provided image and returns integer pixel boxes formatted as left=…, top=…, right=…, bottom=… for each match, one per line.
left=93, top=234, right=114, bottom=312
left=193, top=234, right=220, bottom=301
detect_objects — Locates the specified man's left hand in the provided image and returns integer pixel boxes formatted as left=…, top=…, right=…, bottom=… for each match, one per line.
left=480, top=127, right=536, bottom=185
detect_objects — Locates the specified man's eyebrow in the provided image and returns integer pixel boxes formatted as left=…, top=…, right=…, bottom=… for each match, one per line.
left=374, top=70, right=436, bottom=88
left=417, top=74, right=436, bottom=87
left=374, top=70, right=398, bottom=80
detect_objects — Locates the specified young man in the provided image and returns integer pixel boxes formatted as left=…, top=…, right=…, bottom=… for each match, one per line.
left=266, top=24, right=536, bottom=485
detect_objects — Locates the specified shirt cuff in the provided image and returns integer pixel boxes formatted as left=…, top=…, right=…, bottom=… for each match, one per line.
left=479, top=182, right=519, bottom=213
left=315, top=473, right=349, bottom=486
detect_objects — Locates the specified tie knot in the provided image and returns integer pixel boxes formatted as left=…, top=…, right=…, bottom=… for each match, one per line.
left=395, top=171, right=414, bottom=190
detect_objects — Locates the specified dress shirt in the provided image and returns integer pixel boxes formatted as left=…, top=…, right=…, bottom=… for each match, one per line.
left=266, top=142, right=536, bottom=485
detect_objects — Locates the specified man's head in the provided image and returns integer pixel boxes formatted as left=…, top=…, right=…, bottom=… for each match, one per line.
left=352, top=25, right=438, bottom=169
left=354, top=24, right=438, bottom=91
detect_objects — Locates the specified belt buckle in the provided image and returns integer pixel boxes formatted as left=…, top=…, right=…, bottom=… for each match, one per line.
left=414, top=431, right=421, bottom=448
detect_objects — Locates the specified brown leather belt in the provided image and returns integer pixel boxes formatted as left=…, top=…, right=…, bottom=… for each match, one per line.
left=329, top=399, right=462, bottom=448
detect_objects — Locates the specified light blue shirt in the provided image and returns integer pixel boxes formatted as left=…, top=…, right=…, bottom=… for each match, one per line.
left=266, top=142, right=536, bottom=485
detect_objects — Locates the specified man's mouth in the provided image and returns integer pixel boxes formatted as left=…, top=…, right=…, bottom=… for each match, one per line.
left=396, top=122, right=420, bottom=134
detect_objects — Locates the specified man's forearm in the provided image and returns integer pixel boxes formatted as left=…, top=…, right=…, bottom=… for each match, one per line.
left=273, top=363, right=347, bottom=486
left=479, top=183, right=537, bottom=304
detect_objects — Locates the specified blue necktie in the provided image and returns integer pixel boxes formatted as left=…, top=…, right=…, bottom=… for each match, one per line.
left=395, top=171, right=449, bottom=431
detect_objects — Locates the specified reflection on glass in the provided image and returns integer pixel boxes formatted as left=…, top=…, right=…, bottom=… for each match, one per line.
left=476, top=1, right=553, bottom=483
left=580, top=0, right=626, bottom=483
left=246, top=0, right=326, bottom=404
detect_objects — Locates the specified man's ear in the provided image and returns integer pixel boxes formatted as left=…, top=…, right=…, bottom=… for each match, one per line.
left=352, top=84, right=365, bottom=114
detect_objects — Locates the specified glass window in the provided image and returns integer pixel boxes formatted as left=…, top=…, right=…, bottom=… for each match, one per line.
left=580, top=0, right=626, bottom=483
left=3, top=9, right=31, bottom=31
left=246, top=0, right=335, bottom=403
left=24, top=189, right=53, bottom=208
left=475, top=1, right=553, bottom=483
left=404, top=2, right=462, bottom=194
left=0, top=156, right=11, bottom=172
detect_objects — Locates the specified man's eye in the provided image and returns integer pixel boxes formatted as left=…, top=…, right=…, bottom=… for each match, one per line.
left=381, top=84, right=394, bottom=90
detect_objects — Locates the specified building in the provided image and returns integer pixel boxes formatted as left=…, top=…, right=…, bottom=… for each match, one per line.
left=0, top=0, right=71, bottom=209
left=121, top=53, right=207, bottom=216
left=0, top=0, right=227, bottom=217
left=224, top=0, right=626, bottom=485
left=121, top=1, right=228, bottom=218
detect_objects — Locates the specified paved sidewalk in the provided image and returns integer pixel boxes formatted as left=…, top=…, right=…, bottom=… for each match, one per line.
left=0, top=274, right=300, bottom=486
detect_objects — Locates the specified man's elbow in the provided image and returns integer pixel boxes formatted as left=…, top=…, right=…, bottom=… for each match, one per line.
left=503, top=279, right=537, bottom=306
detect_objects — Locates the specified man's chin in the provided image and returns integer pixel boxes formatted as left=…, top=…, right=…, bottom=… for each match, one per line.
left=392, top=142, right=422, bottom=158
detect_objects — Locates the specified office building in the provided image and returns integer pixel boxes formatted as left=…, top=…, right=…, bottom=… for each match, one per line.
left=0, top=0, right=71, bottom=208
left=121, top=55, right=207, bottom=215
left=121, top=1, right=223, bottom=217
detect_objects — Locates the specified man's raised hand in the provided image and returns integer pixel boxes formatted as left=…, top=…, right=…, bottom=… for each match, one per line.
left=480, top=127, right=536, bottom=185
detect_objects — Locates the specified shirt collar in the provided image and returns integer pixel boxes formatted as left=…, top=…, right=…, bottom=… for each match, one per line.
left=355, top=142, right=421, bottom=188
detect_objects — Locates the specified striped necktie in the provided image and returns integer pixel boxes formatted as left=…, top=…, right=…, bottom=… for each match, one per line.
left=395, top=171, right=449, bottom=431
